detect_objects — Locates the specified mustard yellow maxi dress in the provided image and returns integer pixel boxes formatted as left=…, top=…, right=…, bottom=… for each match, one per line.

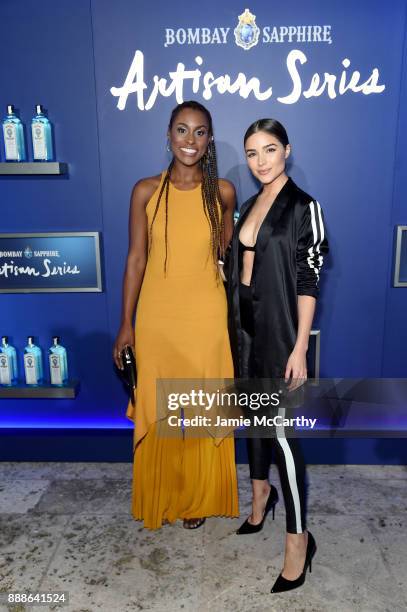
left=126, top=172, right=239, bottom=529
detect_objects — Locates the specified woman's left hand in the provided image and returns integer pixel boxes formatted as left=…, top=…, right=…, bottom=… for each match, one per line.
left=284, top=347, right=307, bottom=391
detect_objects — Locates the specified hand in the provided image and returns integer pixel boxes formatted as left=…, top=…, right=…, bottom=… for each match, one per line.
left=113, top=322, right=134, bottom=370
left=284, top=347, right=307, bottom=392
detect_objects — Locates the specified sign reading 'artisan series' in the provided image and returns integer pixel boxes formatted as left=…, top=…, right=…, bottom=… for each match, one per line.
left=0, top=233, right=102, bottom=293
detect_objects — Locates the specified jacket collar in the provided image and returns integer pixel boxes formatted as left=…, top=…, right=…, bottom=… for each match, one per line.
left=237, top=177, right=294, bottom=229
left=236, top=177, right=295, bottom=283
left=235, top=193, right=258, bottom=232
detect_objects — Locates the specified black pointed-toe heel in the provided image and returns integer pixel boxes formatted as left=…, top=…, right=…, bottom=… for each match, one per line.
left=236, top=484, right=279, bottom=535
left=270, top=531, right=316, bottom=593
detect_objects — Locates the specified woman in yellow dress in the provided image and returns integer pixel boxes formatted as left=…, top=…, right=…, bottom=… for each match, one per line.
left=113, top=100, right=239, bottom=529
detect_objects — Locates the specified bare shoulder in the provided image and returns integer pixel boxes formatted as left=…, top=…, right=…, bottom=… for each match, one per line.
left=218, top=178, right=236, bottom=197
left=130, top=174, right=162, bottom=206
left=218, top=178, right=236, bottom=210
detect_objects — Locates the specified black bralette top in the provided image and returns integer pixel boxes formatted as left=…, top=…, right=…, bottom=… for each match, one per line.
left=239, top=239, right=256, bottom=252
left=238, top=238, right=256, bottom=272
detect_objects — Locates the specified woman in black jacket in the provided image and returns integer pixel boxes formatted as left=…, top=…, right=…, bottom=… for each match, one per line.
left=227, top=119, right=328, bottom=593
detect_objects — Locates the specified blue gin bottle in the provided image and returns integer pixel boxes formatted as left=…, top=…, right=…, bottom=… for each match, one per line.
left=24, top=336, right=43, bottom=386
left=0, top=336, right=18, bottom=386
left=31, top=105, right=54, bottom=161
left=49, top=336, right=68, bottom=386
left=2, top=105, right=26, bottom=161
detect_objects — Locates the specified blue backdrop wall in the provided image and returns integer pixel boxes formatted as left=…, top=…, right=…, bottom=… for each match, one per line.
left=0, top=0, right=406, bottom=462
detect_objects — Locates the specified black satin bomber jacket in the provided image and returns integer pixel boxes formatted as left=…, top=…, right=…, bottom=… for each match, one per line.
left=227, top=177, right=329, bottom=379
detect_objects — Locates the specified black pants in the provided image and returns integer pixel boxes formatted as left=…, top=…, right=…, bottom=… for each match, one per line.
left=239, top=282, right=307, bottom=534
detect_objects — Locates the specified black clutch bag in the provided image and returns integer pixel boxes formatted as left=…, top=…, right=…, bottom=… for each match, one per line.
left=120, top=345, right=137, bottom=406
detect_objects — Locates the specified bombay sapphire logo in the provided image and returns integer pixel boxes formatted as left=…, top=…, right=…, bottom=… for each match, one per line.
left=234, top=8, right=260, bottom=50
left=24, top=246, right=33, bottom=259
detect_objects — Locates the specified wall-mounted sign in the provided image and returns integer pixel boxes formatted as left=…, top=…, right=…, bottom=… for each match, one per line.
left=109, top=8, right=385, bottom=113
left=0, top=232, right=102, bottom=293
left=394, top=226, right=407, bottom=287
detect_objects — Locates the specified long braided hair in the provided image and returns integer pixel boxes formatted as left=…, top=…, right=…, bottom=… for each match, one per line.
left=148, top=101, right=224, bottom=276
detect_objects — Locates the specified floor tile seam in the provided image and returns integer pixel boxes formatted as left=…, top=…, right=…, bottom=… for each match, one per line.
left=0, top=471, right=133, bottom=478
left=0, top=463, right=386, bottom=470
left=0, top=512, right=79, bottom=519
left=27, top=512, right=133, bottom=520
left=48, top=477, right=132, bottom=483
left=35, top=514, right=75, bottom=591
left=1, top=462, right=404, bottom=468
left=3, top=473, right=405, bottom=482
left=313, top=510, right=407, bottom=516
left=197, top=531, right=207, bottom=610
left=201, top=519, right=252, bottom=608
left=0, top=477, right=133, bottom=482
left=0, top=478, right=53, bottom=483
left=1, top=471, right=405, bottom=479
left=307, top=475, right=407, bottom=482
left=0, top=462, right=131, bottom=466
left=330, top=476, right=407, bottom=483
left=0, top=478, right=53, bottom=512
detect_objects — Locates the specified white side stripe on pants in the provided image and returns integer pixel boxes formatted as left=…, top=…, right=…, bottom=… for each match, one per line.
left=275, top=406, right=303, bottom=533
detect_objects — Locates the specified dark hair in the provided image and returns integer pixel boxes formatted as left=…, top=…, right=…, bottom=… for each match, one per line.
left=149, top=100, right=223, bottom=275
left=243, top=118, right=289, bottom=148
left=168, top=99, right=213, bottom=133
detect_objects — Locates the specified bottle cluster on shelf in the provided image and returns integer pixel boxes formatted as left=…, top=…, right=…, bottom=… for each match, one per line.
left=0, top=336, right=69, bottom=387
left=1, top=104, right=54, bottom=162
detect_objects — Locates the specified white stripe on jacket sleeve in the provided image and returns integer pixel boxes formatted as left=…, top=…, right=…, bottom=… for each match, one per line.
left=306, top=200, right=325, bottom=282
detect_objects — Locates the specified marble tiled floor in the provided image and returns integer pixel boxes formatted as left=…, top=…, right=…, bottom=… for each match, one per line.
left=0, top=463, right=406, bottom=612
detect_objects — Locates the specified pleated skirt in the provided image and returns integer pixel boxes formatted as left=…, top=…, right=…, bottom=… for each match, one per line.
left=132, top=421, right=239, bottom=529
